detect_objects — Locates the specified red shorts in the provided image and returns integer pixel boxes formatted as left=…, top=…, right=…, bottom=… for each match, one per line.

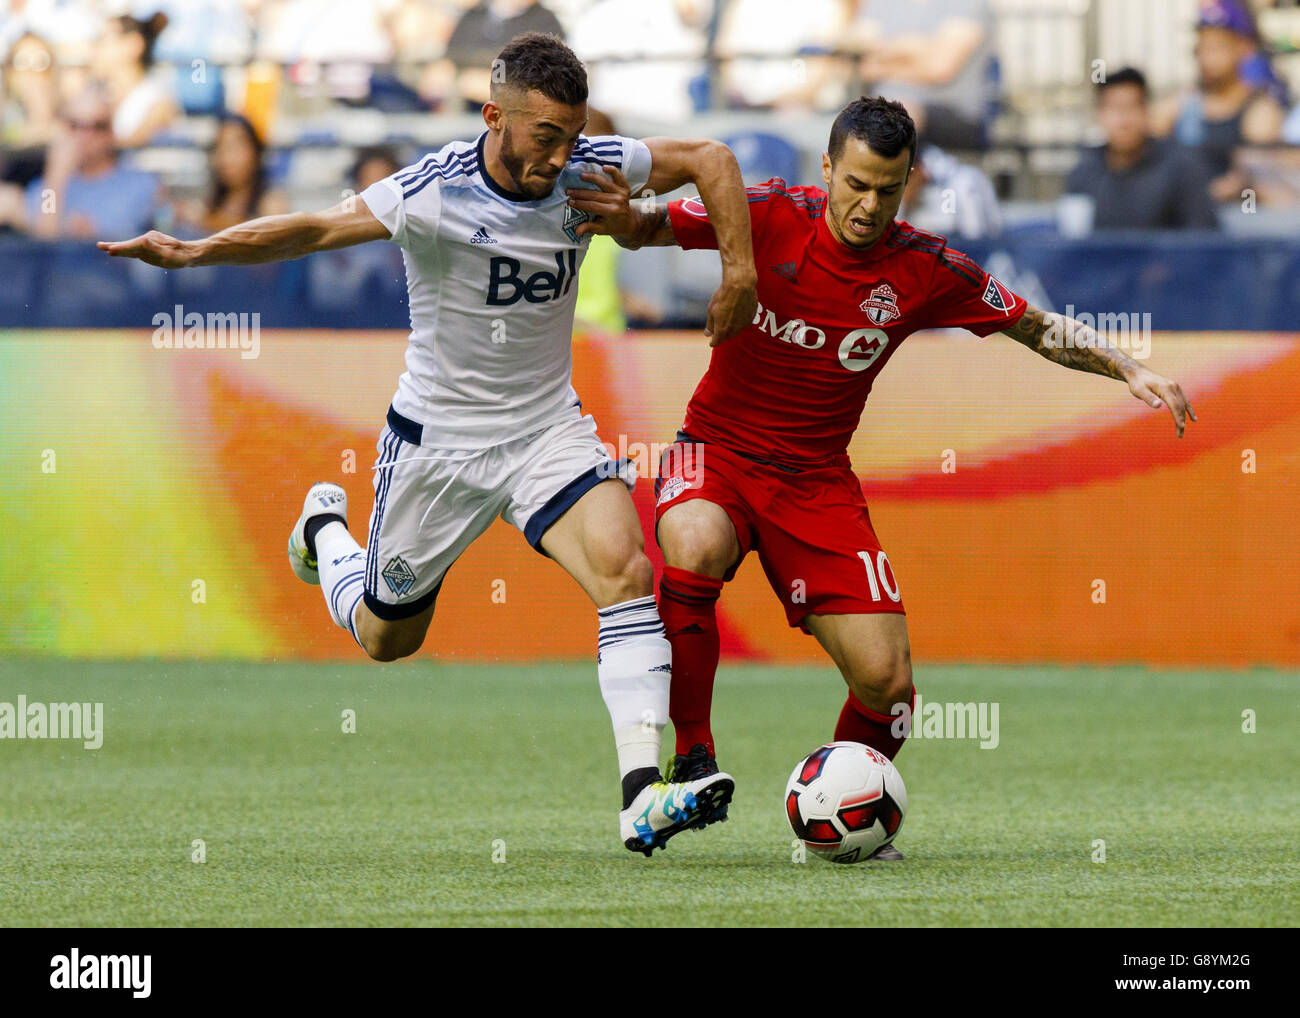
left=654, top=438, right=905, bottom=630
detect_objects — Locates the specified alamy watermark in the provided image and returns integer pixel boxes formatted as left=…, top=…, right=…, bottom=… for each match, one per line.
left=0, top=695, right=103, bottom=749
left=151, top=303, right=260, bottom=360
left=1044, top=305, right=1151, bottom=360
left=891, top=694, right=1000, bottom=749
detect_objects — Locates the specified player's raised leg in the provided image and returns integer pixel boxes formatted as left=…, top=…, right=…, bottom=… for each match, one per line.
left=288, top=480, right=437, bottom=661
left=656, top=497, right=741, bottom=779
left=538, top=476, right=734, bottom=854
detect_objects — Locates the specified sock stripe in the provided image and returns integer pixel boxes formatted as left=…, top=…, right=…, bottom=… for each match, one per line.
left=597, top=626, right=667, bottom=649
left=330, top=570, right=365, bottom=626
left=343, top=590, right=366, bottom=650
left=598, top=618, right=665, bottom=639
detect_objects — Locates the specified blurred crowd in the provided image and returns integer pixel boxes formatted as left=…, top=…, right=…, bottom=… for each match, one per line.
left=4, top=0, right=1300, bottom=246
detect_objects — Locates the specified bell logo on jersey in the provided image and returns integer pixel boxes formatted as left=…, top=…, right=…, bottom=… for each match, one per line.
left=981, top=275, right=1016, bottom=314
left=860, top=283, right=902, bottom=326
left=486, top=251, right=579, bottom=306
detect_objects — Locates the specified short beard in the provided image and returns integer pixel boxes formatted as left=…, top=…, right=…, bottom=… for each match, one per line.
left=500, top=123, right=555, bottom=199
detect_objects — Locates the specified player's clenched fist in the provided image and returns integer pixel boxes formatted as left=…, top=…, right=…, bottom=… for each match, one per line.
left=704, top=272, right=758, bottom=347
left=97, top=231, right=195, bottom=269
left=565, top=167, right=637, bottom=240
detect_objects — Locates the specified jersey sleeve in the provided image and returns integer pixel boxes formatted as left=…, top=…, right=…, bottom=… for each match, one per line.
left=576, top=134, right=652, bottom=195
left=923, top=246, right=1028, bottom=336
left=665, top=177, right=811, bottom=251
left=360, top=159, right=442, bottom=253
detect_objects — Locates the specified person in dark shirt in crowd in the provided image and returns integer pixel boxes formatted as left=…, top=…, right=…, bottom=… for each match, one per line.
left=1064, top=67, right=1219, bottom=232
left=1155, top=0, right=1284, bottom=203
left=441, top=1, right=565, bottom=111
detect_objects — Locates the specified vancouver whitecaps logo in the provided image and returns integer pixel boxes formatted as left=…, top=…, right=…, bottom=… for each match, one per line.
left=563, top=203, right=589, bottom=243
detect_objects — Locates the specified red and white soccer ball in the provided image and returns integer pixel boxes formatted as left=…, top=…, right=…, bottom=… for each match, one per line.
left=784, top=741, right=908, bottom=864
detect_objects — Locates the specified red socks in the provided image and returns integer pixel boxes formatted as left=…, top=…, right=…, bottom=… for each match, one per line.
left=834, top=685, right=916, bottom=760
left=658, top=566, right=725, bottom=757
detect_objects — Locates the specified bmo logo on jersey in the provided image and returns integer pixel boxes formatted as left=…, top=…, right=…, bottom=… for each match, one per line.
left=752, top=300, right=889, bottom=372
left=487, top=251, right=579, bottom=306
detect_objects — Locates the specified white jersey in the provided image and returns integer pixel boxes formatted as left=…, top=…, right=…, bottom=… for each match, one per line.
left=360, top=131, right=652, bottom=449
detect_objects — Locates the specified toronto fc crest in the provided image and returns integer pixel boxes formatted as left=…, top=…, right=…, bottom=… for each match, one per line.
left=860, top=283, right=902, bottom=326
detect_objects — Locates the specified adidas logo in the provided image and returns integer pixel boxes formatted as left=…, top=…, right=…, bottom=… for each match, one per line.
left=770, top=261, right=797, bottom=283
left=470, top=226, right=498, bottom=245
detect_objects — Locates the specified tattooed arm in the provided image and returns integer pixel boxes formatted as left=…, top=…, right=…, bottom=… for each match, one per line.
left=1002, top=304, right=1198, bottom=437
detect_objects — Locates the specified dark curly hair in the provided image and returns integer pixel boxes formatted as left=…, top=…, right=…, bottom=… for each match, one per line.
left=491, top=32, right=588, bottom=106
left=828, top=96, right=917, bottom=168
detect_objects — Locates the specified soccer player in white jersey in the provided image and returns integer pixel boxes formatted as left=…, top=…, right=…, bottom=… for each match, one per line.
left=99, top=33, right=759, bottom=856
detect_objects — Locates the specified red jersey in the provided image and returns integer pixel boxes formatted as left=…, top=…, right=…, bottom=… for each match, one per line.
left=667, top=179, right=1028, bottom=466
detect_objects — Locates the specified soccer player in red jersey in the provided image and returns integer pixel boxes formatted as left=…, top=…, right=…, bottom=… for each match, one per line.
left=569, top=97, right=1196, bottom=855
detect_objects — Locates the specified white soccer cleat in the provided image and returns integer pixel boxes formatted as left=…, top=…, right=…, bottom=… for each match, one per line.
left=619, top=771, right=735, bottom=856
left=287, top=482, right=348, bottom=585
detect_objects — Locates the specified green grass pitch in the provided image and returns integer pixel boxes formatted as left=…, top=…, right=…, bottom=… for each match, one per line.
left=0, top=658, right=1296, bottom=927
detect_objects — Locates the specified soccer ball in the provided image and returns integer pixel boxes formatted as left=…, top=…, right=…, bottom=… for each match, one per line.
left=784, top=741, right=908, bottom=864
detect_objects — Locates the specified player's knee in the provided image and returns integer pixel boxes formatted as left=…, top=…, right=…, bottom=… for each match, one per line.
left=661, top=524, right=733, bottom=578
left=362, top=626, right=423, bottom=663
left=592, top=541, right=654, bottom=604
left=847, top=642, right=912, bottom=712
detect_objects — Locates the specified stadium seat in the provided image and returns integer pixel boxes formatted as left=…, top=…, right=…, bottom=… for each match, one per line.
left=719, top=131, right=802, bottom=187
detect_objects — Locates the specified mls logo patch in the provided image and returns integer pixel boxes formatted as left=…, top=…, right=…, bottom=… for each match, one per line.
left=562, top=203, right=590, bottom=243
left=860, top=283, right=902, bottom=326
left=656, top=477, right=688, bottom=506
left=981, top=275, right=1015, bottom=314
left=381, top=556, right=417, bottom=597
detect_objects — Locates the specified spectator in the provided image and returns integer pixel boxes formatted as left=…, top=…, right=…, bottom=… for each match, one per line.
left=350, top=145, right=403, bottom=192
left=13, top=87, right=159, bottom=239
left=852, top=0, right=994, bottom=150
left=569, top=0, right=712, bottom=124
left=307, top=144, right=407, bottom=312
left=173, top=114, right=287, bottom=235
left=1155, top=0, right=1285, bottom=203
left=900, top=142, right=1002, bottom=238
left=91, top=12, right=179, bottom=148
left=716, top=0, right=852, bottom=110
left=440, top=1, right=567, bottom=112
left=258, top=0, right=395, bottom=103
left=1064, top=68, right=1219, bottom=232
left=2, top=33, right=59, bottom=188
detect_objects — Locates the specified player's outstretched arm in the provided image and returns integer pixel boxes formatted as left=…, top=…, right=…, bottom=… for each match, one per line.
left=1002, top=304, right=1198, bottom=438
left=97, top=199, right=390, bottom=269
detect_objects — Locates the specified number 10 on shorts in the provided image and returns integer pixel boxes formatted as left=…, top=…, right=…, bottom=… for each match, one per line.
left=857, top=550, right=902, bottom=603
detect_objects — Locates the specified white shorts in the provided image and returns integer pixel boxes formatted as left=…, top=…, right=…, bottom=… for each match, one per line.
left=363, top=404, right=634, bottom=619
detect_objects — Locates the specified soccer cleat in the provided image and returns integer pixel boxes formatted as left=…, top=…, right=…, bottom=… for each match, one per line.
left=620, top=771, right=735, bottom=856
left=867, top=843, right=904, bottom=861
left=287, top=482, right=348, bottom=585
left=665, top=743, right=732, bottom=825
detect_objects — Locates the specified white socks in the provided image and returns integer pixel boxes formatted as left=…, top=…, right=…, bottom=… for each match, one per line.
left=596, top=595, right=671, bottom=782
left=314, top=521, right=366, bottom=650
